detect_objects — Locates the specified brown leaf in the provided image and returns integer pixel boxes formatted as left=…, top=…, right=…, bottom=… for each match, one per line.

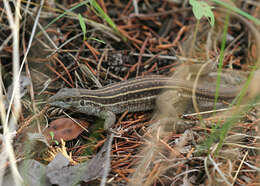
left=44, top=118, right=89, bottom=143
left=46, top=134, right=113, bottom=186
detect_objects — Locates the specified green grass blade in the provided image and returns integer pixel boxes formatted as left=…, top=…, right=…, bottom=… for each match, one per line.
left=43, top=1, right=89, bottom=32
left=89, top=0, right=127, bottom=42
left=214, top=12, right=230, bottom=111
left=210, top=0, right=260, bottom=24
left=78, top=14, right=87, bottom=41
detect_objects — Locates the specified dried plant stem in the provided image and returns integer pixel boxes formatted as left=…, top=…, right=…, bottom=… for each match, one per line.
left=1, top=0, right=23, bottom=185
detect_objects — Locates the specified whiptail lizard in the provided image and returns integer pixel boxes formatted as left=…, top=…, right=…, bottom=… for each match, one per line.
left=47, top=75, right=243, bottom=130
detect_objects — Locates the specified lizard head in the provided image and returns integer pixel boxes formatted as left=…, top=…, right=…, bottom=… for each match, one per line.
left=48, top=88, right=101, bottom=116
left=47, top=88, right=81, bottom=110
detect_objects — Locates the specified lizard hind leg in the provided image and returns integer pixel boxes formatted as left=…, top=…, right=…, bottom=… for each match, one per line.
left=156, top=90, right=189, bottom=132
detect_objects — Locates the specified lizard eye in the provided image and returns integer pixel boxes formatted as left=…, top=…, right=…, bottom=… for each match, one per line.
left=79, top=100, right=85, bottom=106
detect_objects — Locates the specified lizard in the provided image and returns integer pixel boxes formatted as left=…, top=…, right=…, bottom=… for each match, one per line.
left=47, top=74, right=244, bottom=130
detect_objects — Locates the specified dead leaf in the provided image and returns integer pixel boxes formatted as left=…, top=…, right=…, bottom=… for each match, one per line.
left=44, top=118, right=89, bottom=143
left=3, top=159, right=49, bottom=186
left=46, top=134, right=113, bottom=186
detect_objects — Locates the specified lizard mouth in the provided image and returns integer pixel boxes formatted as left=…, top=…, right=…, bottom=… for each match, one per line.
left=48, top=100, right=71, bottom=110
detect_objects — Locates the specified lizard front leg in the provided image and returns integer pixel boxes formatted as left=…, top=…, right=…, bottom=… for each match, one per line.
left=100, top=110, right=117, bottom=130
